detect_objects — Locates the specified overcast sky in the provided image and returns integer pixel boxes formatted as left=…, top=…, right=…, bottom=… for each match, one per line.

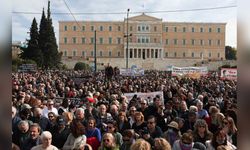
left=12, top=0, right=237, bottom=47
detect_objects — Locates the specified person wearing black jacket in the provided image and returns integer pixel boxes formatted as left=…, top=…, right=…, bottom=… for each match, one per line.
left=50, top=116, right=70, bottom=149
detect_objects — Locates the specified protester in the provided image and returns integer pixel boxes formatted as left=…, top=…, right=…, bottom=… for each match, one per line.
left=130, top=139, right=151, bottom=150
left=31, top=131, right=58, bottom=150
left=98, top=133, right=119, bottom=150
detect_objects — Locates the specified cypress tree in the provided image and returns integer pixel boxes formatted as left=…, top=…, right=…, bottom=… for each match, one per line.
left=38, top=8, right=47, bottom=68
left=20, top=18, right=43, bottom=67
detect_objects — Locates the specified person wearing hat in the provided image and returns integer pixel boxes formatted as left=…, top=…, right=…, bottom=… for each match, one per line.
left=162, top=121, right=181, bottom=146
left=50, top=116, right=70, bottom=149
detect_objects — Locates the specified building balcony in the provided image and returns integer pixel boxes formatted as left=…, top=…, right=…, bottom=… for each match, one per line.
left=127, top=42, right=163, bottom=48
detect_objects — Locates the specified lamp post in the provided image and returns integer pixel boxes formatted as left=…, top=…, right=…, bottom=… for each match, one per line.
left=126, top=8, right=130, bottom=69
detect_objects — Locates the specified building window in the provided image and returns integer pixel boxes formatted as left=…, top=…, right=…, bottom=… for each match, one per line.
left=165, top=27, right=168, bottom=32
left=100, top=26, right=103, bottom=31
left=91, top=26, right=94, bottom=31
left=117, top=38, right=121, bottom=44
left=154, top=26, right=157, bottom=32
left=142, top=26, right=145, bottom=31
left=130, top=26, right=132, bottom=31
left=129, top=38, right=132, bottom=43
left=183, top=52, right=186, bottom=57
left=174, top=39, right=178, bottom=45
left=200, top=52, right=203, bottom=58
left=192, top=52, right=194, bottom=57
left=73, top=37, right=76, bottom=44
left=200, top=39, right=203, bottom=45
left=82, top=51, right=85, bottom=56
left=138, top=26, right=141, bottom=31
left=118, top=51, right=120, bottom=57
left=129, top=49, right=133, bottom=58
left=218, top=53, right=220, bottom=58
left=109, top=37, right=112, bottom=44
left=146, top=38, right=149, bottom=43
left=192, top=27, right=195, bottom=32
left=200, top=27, right=203, bottom=32
left=64, top=26, right=67, bottom=31
left=174, top=27, right=177, bottom=32
left=99, top=38, right=103, bottom=44
left=174, top=52, right=177, bottom=57
left=142, top=38, right=145, bottom=43
left=91, top=37, right=94, bottom=44
left=166, top=39, right=169, bottom=45
left=155, top=49, right=158, bottom=58
left=109, top=51, right=112, bottom=57
left=217, top=28, right=221, bottom=33
left=109, top=26, right=112, bottom=31
left=82, top=26, right=85, bottom=31
left=146, top=26, right=149, bottom=31
left=100, top=51, right=103, bottom=57
left=134, top=49, right=137, bottom=58
left=209, top=52, right=211, bottom=57
left=118, top=26, right=121, bottom=31
left=154, top=38, right=157, bottom=43
left=217, top=40, right=221, bottom=46
left=73, top=26, right=77, bottom=31
left=73, top=51, right=76, bottom=56
left=64, top=37, right=67, bottom=44
left=209, top=28, right=212, bottom=32
left=64, top=51, right=67, bottom=56
left=183, top=27, right=186, bottom=32
left=192, top=39, right=195, bottom=45
left=209, top=39, right=212, bottom=46
left=138, top=38, right=141, bottom=43
left=165, top=52, right=168, bottom=57
left=91, top=51, right=94, bottom=57
left=183, top=39, right=186, bottom=45
left=82, top=37, right=85, bottom=44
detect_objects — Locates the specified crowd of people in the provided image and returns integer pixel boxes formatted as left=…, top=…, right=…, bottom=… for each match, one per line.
left=12, top=68, right=237, bottom=150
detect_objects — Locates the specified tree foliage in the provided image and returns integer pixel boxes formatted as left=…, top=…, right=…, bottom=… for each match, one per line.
left=74, top=62, right=90, bottom=71
left=20, top=0, right=61, bottom=70
left=225, top=46, right=237, bottom=60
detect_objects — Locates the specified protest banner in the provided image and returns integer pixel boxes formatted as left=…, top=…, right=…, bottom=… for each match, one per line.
left=120, top=68, right=144, bottom=76
left=171, top=66, right=208, bottom=78
left=18, top=64, right=37, bottom=72
left=124, top=91, right=164, bottom=104
left=220, top=68, right=237, bottom=80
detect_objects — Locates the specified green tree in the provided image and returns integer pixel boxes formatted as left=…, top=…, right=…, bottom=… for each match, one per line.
left=74, top=62, right=90, bottom=70
left=225, top=46, right=237, bottom=60
left=20, top=18, right=43, bottom=67
left=39, top=1, right=61, bottom=69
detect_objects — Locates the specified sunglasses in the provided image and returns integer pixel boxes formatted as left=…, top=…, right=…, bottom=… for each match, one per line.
left=48, top=116, right=54, bottom=118
left=147, top=121, right=154, bottom=124
left=223, top=122, right=229, bottom=125
left=141, top=103, right=146, bottom=105
left=103, top=139, right=110, bottom=142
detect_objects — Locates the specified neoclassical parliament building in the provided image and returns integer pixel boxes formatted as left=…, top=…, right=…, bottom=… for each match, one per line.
left=59, top=13, right=226, bottom=69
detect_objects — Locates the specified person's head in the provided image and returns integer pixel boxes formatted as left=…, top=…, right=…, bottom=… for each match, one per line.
left=189, top=106, right=198, bottom=113
left=153, top=97, right=161, bottom=107
left=106, top=120, right=117, bottom=133
left=110, top=104, right=119, bottom=114
left=47, top=99, right=54, bottom=109
left=223, top=117, right=237, bottom=134
left=40, top=131, right=52, bottom=148
left=61, top=98, right=69, bottom=108
left=72, top=135, right=87, bottom=150
left=70, top=119, right=86, bottom=138
left=18, top=120, right=29, bottom=133
left=101, top=133, right=116, bottom=148
left=140, top=99, right=148, bottom=109
left=208, top=97, right=216, bottom=106
left=188, top=111, right=197, bottom=122
left=154, top=138, right=171, bottom=150
left=167, top=121, right=179, bottom=132
left=118, top=111, right=127, bottom=122
left=147, top=115, right=156, bottom=130
left=87, top=117, right=96, bottom=130
left=129, top=106, right=136, bottom=116
left=209, top=106, right=219, bottom=117
left=62, top=111, right=73, bottom=125
left=12, top=106, right=17, bottom=119
left=180, top=132, right=193, bottom=149
left=196, top=100, right=203, bottom=110
left=180, top=101, right=188, bottom=111
left=130, top=139, right=151, bottom=150
left=122, top=129, right=135, bottom=144
left=33, top=107, right=42, bottom=118
left=75, top=108, right=85, bottom=120
left=134, top=112, right=144, bottom=123
left=56, top=115, right=66, bottom=128
left=212, top=128, right=227, bottom=147
left=99, top=104, right=107, bottom=115
left=188, top=92, right=193, bottom=100
left=197, top=95, right=204, bottom=101
left=194, top=119, right=209, bottom=134
left=120, top=102, right=128, bottom=112
left=29, top=123, right=41, bottom=140
left=48, top=112, right=57, bottom=122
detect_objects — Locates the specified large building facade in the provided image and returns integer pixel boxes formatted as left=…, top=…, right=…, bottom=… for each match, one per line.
left=59, top=13, right=226, bottom=69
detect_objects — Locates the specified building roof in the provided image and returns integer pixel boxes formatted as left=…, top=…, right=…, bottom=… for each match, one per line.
left=127, top=13, right=162, bottom=21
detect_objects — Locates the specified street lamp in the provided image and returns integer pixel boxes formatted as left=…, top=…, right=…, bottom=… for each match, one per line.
left=126, top=9, right=130, bottom=69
